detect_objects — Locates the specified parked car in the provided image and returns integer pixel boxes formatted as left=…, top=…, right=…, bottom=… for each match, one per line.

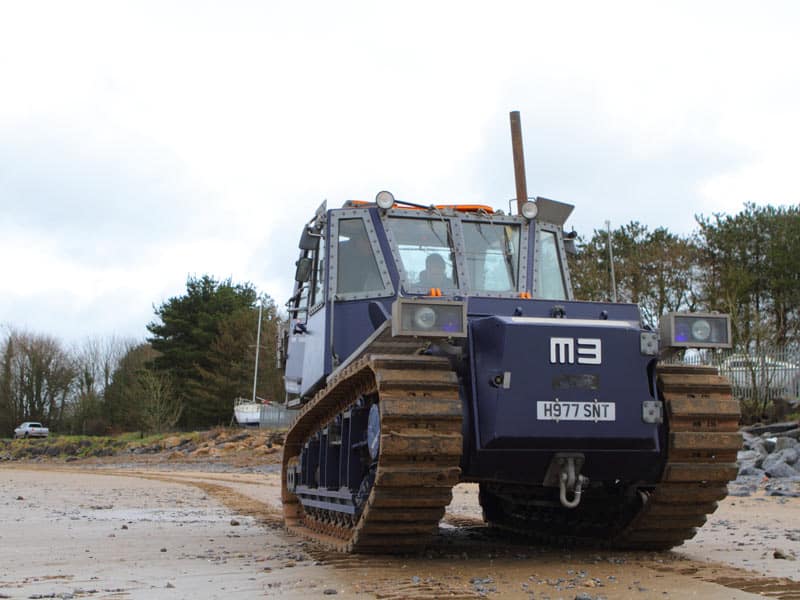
left=718, top=354, right=799, bottom=397
left=13, top=422, right=49, bottom=439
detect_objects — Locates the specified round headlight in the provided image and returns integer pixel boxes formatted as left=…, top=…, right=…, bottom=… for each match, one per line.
left=691, top=319, right=712, bottom=341
left=375, top=190, right=395, bottom=210
left=521, top=200, right=538, bottom=219
left=413, top=306, right=437, bottom=329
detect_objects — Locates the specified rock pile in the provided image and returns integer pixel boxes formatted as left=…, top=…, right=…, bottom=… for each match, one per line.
left=732, top=421, right=800, bottom=497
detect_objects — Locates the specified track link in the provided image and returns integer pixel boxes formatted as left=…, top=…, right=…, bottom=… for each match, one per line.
left=281, top=354, right=462, bottom=553
left=479, top=364, right=742, bottom=550
left=614, top=364, right=741, bottom=549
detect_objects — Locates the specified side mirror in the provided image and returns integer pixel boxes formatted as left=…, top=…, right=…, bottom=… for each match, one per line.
left=299, top=226, right=321, bottom=251
left=564, top=230, right=578, bottom=256
left=294, top=257, right=313, bottom=283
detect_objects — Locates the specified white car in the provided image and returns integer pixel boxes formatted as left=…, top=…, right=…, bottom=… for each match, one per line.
left=13, top=422, right=50, bottom=439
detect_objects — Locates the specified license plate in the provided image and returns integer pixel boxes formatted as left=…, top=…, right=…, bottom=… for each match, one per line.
left=536, top=400, right=615, bottom=421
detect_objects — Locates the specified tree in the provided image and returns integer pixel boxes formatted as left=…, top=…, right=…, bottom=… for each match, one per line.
left=147, top=275, right=259, bottom=427
left=568, top=222, right=702, bottom=327
left=0, top=336, right=16, bottom=436
left=0, top=328, right=75, bottom=431
left=138, top=370, right=182, bottom=434
left=103, top=343, right=159, bottom=431
left=69, top=336, right=134, bottom=434
left=696, top=203, right=800, bottom=350
left=194, top=298, right=284, bottom=419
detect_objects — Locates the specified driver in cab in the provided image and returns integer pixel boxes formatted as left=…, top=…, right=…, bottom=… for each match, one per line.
left=418, top=253, right=453, bottom=289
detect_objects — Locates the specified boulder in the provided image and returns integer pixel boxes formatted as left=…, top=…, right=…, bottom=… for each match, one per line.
left=775, top=437, right=799, bottom=452
left=738, top=465, right=766, bottom=478
left=737, top=450, right=759, bottom=463
left=161, top=436, right=183, bottom=449
left=764, top=461, right=800, bottom=479
left=762, top=450, right=796, bottom=473
left=745, top=422, right=800, bottom=436
left=779, top=447, right=799, bottom=465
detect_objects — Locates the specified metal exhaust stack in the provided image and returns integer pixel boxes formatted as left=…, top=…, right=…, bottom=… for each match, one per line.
left=509, top=110, right=529, bottom=215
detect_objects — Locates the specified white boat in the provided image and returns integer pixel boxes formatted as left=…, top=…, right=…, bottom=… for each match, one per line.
left=234, top=397, right=262, bottom=427
left=233, top=302, right=266, bottom=428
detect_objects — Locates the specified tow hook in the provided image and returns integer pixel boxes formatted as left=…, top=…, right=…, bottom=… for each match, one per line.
left=543, top=453, right=589, bottom=509
left=558, top=458, right=589, bottom=508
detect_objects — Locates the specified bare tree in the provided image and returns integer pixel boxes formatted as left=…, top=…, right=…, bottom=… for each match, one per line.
left=70, top=336, right=136, bottom=433
left=138, top=370, right=183, bottom=434
left=1, top=328, right=75, bottom=430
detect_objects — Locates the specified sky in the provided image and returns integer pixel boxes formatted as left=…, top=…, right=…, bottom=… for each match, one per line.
left=1, top=1, right=798, bottom=345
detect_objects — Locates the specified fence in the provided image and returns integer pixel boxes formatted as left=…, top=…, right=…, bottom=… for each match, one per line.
left=258, top=403, right=294, bottom=429
left=671, top=348, right=800, bottom=421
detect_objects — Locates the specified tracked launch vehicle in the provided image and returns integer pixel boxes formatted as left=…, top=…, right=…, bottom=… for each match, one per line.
left=279, top=113, right=741, bottom=553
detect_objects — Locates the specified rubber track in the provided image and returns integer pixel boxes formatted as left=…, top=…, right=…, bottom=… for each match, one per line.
left=281, top=354, right=462, bottom=553
left=480, top=364, right=741, bottom=550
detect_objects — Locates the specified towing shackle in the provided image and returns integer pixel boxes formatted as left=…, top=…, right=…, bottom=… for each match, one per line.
left=558, top=456, right=589, bottom=509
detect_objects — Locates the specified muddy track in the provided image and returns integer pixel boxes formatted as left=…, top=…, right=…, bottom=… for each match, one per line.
left=281, top=353, right=463, bottom=553
left=616, top=364, right=742, bottom=547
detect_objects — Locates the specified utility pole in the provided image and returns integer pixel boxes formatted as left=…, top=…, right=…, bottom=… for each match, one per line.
left=605, top=220, right=617, bottom=303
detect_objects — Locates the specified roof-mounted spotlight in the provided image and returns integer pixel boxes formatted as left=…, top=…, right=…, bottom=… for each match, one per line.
left=375, top=190, right=395, bottom=210
left=521, top=200, right=538, bottom=220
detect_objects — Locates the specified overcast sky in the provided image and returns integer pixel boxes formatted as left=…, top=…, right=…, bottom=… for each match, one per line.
left=1, top=1, right=798, bottom=345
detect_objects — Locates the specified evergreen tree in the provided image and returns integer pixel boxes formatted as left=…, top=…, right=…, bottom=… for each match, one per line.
left=146, top=275, right=259, bottom=427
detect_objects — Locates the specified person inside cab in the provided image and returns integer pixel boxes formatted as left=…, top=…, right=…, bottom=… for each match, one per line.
left=418, top=253, right=453, bottom=289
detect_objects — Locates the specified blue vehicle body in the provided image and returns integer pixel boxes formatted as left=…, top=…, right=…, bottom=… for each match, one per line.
left=283, top=200, right=665, bottom=488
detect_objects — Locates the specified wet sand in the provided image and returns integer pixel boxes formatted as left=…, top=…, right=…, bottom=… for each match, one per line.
left=2, top=465, right=799, bottom=599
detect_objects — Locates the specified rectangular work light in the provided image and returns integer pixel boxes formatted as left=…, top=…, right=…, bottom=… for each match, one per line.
left=391, top=298, right=468, bottom=338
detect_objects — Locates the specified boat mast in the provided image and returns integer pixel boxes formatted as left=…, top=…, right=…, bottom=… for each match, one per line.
left=251, top=302, right=263, bottom=404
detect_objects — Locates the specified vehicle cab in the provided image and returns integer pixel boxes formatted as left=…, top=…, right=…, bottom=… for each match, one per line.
left=281, top=193, right=578, bottom=404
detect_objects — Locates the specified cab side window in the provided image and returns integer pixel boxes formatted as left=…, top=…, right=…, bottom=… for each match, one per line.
left=311, top=234, right=326, bottom=307
left=337, top=218, right=384, bottom=294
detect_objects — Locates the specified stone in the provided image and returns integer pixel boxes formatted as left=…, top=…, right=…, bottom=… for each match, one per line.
left=765, top=447, right=799, bottom=466
left=746, top=422, right=799, bottom=436
left=738, top=465, right=765, bottom=478
left=161, top=436, right=182, bottom=449
left=762, top=449, right=799, bottom=473
left=775, top=437, right=799, bottom=452
left=737, top=450, right=759, bottom=463
left=764, top=461, right=799, bottom=479
left=767, top=488, right=800, bottom=498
